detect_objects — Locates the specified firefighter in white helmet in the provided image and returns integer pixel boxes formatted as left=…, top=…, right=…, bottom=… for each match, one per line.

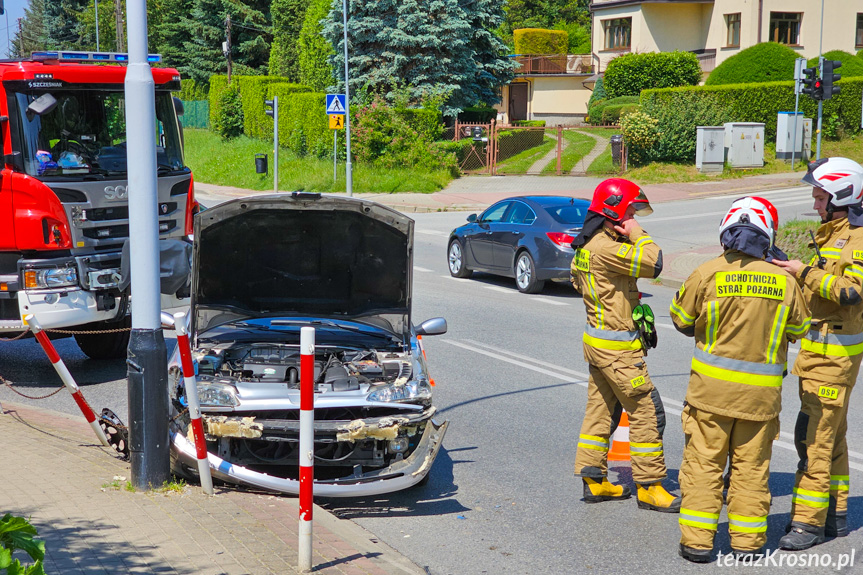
left=772, top=157, right=863, bottom=550
left=671, top=196, right=810, bottom=562
left=571, top=178, right=680, bottom=512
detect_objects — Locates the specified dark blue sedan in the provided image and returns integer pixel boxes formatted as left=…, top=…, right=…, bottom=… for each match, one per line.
left=447, top=195, right=590, bottom=293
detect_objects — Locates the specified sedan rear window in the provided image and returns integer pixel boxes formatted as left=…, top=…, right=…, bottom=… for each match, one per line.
left=545, top=205, right=586, bottom=225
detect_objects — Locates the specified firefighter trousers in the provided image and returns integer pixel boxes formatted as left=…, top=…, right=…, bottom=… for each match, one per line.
left=575, top=361, right=667, bottom=484
left=679, top=405, right=777, bottom=552
left=791, top=377, right=852, bottom=527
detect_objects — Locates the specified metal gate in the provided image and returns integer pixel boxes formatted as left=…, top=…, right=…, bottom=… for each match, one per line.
left=452, top=121, right=495, bottom=174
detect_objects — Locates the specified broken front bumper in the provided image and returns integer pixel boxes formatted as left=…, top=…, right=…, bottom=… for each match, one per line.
left=169, top=417, right=448, bottom=497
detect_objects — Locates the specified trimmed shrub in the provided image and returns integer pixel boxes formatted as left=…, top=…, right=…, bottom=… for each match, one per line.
left=640, top=77, right=863, bottom=162
left=513, top=29, right=568, bottom=54
left=178, top=79, right=208, bottom=101
left=235, top=76, right=307, bottom=140
left=214, top=84, right=244, bottom=140
left=496, top=128, right=546, bottom=162
left=589, top=96, right=639, bottom=125
left=208, top=75, right=231, bottom=128
left=552, top=21, right=591, bottom=54
left=458, top=106, right=497, bottom=123
left=298, top=0, right=335, bottom=91
left=706, top=42, right=798, bottom=85
left=604, top=51, right=701, bottom=99
left=279, top=92, right=330, bottom=158
left=620, top=111, right=659, bottom=166
left=513, top=120, right=546, bottom=127
left=433, top=139, right=475, bottom=163
left=807, top=50, right=863, bottom=78
left=602, top=104, right=640, bottom=125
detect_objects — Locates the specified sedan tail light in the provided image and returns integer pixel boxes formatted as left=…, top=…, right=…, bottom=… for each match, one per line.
left=546, top=232, right=575, bottom=247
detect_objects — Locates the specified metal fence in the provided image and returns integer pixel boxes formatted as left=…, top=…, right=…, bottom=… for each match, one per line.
left=180, top=100, right=210, bottom=129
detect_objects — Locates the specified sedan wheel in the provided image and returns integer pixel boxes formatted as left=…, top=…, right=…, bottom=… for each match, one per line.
left=515, top=251, right=545, bottom=294
left=448, top=240, right=472, bottom=278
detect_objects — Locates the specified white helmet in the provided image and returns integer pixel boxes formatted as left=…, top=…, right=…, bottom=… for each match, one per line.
left=802, top=157, right=863, bottom=210
left=719, top=196, right=779, bottom=248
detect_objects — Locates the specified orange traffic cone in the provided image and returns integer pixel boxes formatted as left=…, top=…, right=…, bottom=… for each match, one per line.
left=608, top=410, right=631, bottom=461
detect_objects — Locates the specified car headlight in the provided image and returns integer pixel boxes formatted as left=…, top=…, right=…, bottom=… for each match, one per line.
left=197, top=381, right=239, bottom=407
left=367, top=379, right=432, bottom=403
left=23, top=267, right=78, bottom=290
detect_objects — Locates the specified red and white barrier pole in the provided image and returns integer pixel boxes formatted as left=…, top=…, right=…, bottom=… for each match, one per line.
left=298, top=326, right=315, bottom=572
left=24, top=314, right=109, bottom=447
left=173, top=312, right=214, bottom=495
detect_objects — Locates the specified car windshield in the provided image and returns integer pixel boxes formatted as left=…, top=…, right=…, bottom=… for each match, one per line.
left=11, top=89, right=184, bottom=178
left=545, top=204, right=586, bottom=225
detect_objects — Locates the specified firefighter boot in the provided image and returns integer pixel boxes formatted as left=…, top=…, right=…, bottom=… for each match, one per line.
left=779, top=522, right=825, bottom=551
left=636, top=482, right=681, bottom=513
left=678, top=544, right=712, bottom=563
left=582, top=478, right=631, bottom=503
left=826, top=512, right=848, bottom=538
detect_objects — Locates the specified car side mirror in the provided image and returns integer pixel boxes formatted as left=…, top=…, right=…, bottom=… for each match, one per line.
left=467, top=214, right=477, bottom=223
left=416, top=317, right=447, bottom=336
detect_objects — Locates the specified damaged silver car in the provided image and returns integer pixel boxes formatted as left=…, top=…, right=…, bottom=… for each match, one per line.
left=166, top=193, right=448, bottom=497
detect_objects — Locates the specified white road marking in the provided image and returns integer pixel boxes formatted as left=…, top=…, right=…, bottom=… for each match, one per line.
left=444, top=276, right=470, bottom=281
left=413, top=266, right=433, bottom=273
left=444, top=338, right=863, bottom=468
left=530, top=297, right=569, bottom=306
left=416, top=229, right=450, bottom=237
left=648, top=199, right=812, bottom=223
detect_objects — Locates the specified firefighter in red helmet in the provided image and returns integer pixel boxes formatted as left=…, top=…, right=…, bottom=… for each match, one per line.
left=571, top=178, right=681, bottom=512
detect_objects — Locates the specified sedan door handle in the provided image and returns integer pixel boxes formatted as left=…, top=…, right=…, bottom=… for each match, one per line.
left=511, top=231, right=519, bottom=235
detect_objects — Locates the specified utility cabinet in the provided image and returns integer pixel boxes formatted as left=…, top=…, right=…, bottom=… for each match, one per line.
left=776, top=112, right=811, bottom=161
left=724, top=122, right=765, bottom=168
left=696, top=126, right=725, bottom=173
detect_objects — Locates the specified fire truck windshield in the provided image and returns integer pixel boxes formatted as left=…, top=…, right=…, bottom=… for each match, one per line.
left=11, top=89, right=185, bottom=178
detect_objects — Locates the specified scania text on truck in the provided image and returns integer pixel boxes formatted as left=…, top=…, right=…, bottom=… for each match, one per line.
left=0, top=51, right=197, bottom=359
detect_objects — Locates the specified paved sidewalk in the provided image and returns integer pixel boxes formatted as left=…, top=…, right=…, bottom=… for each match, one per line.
left=0, top=401, right=424, bottom=575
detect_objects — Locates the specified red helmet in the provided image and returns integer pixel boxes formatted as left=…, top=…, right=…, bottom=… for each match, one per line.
left=588, top=178, right=653, bottom=222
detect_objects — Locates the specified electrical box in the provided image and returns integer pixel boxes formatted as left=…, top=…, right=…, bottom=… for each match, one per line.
left=696, top=126, right=725, bottom=173
left=724, top=122, right=765, bottom=168
left=802, top=118, right=813, bottom=162
left=776, top=112, right=805, bottom=161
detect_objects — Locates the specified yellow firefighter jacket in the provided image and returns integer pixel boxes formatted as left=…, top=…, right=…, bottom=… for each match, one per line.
left=670, top=251, right=810, bottom=421
left=791, top=217, right=863, bottom=385
left=572, top=223, right=661, bottom=367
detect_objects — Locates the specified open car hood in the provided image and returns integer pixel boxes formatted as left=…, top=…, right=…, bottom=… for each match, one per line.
left=192, top=193, right=413, bottom=341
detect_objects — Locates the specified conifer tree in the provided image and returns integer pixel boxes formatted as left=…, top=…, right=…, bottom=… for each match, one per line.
left=297, top=0, right=334, bottom=91
left=268, top=0, right=307, bottom=81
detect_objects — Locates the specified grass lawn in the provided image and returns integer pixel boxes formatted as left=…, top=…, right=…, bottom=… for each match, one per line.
left=776, top=219, right=819, bottom=262
left=183, top=128, right=454, bottom=194
left=496, top=134, right=556, bottom=174
left=821, top=134, right=863, bottom=164
left=542, top=130, right=596, bottom=174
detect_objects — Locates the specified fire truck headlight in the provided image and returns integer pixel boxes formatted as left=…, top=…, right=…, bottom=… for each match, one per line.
left=24, top=267, right=79, bottom=290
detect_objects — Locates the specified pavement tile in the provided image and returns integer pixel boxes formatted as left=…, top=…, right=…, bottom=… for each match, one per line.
left=0, top=401, right=424, bottom=575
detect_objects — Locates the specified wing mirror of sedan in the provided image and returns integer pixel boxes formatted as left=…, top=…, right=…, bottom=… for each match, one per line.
left=467, top=214, right=477, bottom=223
left=416, top=317, right=447, bottom=336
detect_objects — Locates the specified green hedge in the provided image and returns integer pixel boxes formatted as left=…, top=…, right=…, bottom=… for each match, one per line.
left=807, top=50, right=863, bottom=78
left=279, top=92, right=330, bottom=157
left=178, top=79, right=208, bottom=101
left=706, top=42, right=798, bottom=86
left=602, top=104, right=639, bottom=125
left=589, top=96, right=639, bottom=125
left=207, top=75, right=303, bottom=136
left=513, top=120, right=546, bottom=127
left=604, top=51, right=701, bottom=99
left=497, top=128, right=545, bottom=162
left=458, top=106, right=497, bottom=123
left=640, top=77, right=863, bottom=162
left=513, top=29, right=568, bottom=55
left=433, top=139, right=475, bottom=163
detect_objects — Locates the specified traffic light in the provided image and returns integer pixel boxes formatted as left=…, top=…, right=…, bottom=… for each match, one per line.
left=821, top=60, right=842, bottom=101
left=264, top=99, right=275, bottom=118
left=801, top=67, right=821, bottom=100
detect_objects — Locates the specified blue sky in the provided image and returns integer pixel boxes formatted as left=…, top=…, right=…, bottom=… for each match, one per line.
left=3, top=0, right=29, bottom=58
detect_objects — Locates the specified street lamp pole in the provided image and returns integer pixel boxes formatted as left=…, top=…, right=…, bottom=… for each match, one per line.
left=95, top=0, right=100, bottom=51
left=125, top=0, right=171, bottom=490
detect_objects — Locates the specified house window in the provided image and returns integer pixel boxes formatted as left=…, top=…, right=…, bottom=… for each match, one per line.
left=603, top=18, right=631, bottom=50
left=769, top=12, right=801, bottom=45
left=856, top=13, right=863, bottom=47
left=725, top=13, right=740, bottom=47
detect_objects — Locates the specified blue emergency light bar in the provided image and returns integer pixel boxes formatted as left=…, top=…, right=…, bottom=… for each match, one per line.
left=31, top=51, right=162, bottom=64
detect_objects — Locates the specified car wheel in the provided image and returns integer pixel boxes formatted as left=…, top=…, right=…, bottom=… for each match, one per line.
left=515, top=251, right=545, bottom=294
left=448, top=239, right=472, bottom=278
left=74, top=314, right=131, bottom=360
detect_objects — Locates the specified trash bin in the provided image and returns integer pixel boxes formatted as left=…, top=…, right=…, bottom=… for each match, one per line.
left=255, top=153, right=268, bottom=174
left=610, top=135, right=623, bottom=166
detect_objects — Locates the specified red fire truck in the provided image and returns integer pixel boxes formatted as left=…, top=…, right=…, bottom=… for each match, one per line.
left=0, top=51, right=196, bottom=359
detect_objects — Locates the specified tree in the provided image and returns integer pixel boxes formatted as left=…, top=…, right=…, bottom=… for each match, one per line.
left=298, top=0, right=334, bottom=91
left=12, top=0, right=50, bottom=57
left=500, top=0, right=589, bottom=49
left=268, top=0, right=308, bottom=81
left=705, top=42, right=798, bottom=86
left=44, top=0, right=88, bottom=49
left=152, top=0, right=197, bottom=72
left=323, top=0, right=514, bottom=115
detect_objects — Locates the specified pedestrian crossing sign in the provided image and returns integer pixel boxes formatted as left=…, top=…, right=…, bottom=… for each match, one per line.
left=329, top=114, right=345, bottom=130
left=326, top=94, right=346, bottom=114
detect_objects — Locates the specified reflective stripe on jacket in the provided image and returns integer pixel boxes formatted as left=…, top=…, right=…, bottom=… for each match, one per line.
left=791, top=217, right=863, bottom=385
left=573, top=224, right=662, bottom=366
left=671, top=251, right=810, bottom=420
